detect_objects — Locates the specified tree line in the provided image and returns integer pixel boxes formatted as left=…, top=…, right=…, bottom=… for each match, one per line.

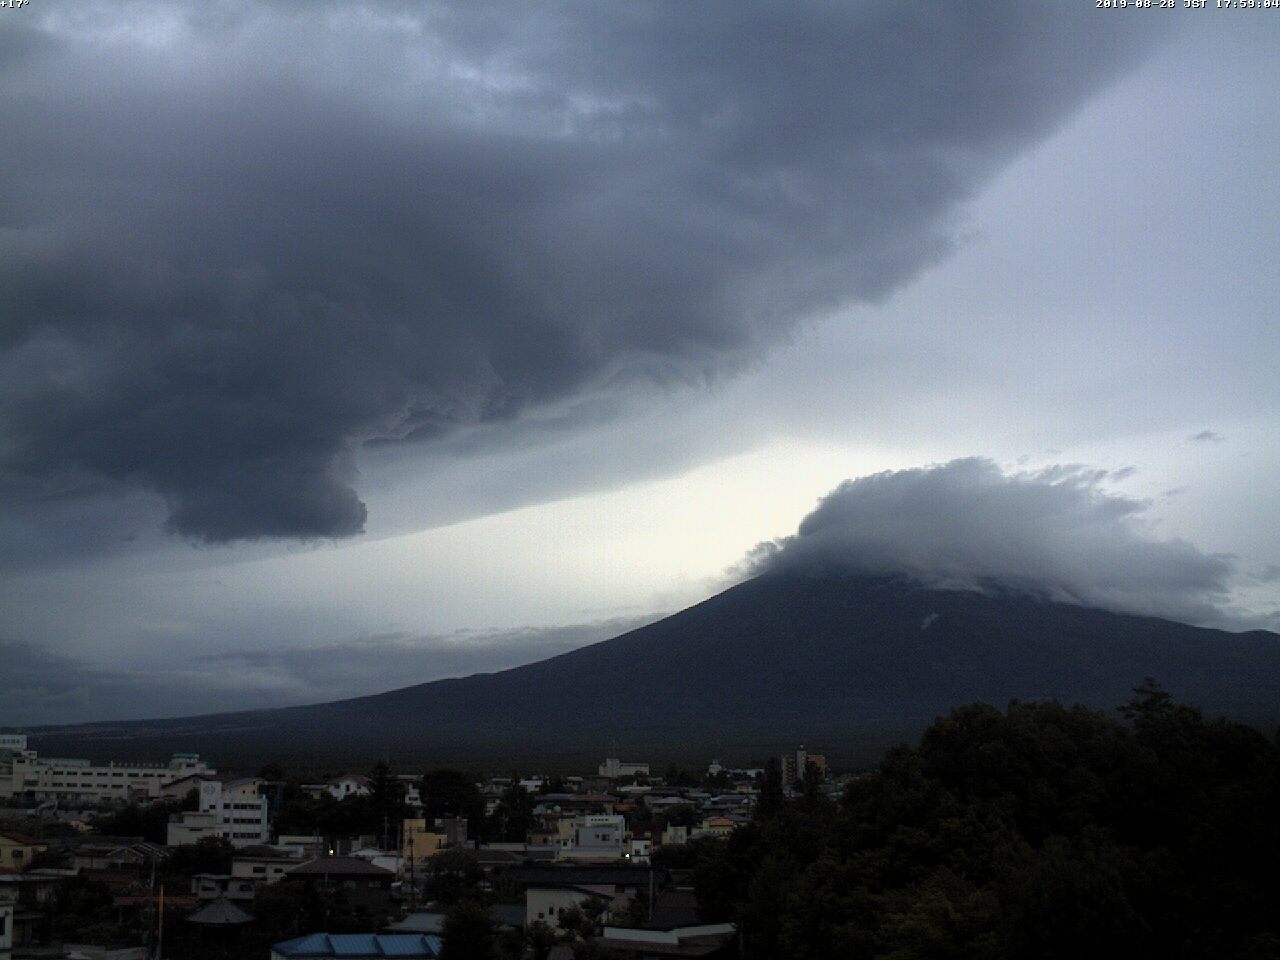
left=681, top=680, right=1280, bottom=959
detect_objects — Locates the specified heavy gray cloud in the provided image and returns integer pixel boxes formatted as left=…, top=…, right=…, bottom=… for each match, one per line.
left=747, top=458, right=1236, bottom=624
left=0, top=1, right=1156, bottom=542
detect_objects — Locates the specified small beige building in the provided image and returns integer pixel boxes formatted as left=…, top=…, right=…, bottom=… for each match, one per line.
left=400, top=820, right=447, bottom=864
left=0, top=833, right=45, bottom=872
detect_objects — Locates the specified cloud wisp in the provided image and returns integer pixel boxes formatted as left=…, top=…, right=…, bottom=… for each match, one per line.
left=1189, top=430, right=1226, bottom=444
left=746, top=458, right=1237, bottom=625
left=0, top=1, right=1157, bottom=544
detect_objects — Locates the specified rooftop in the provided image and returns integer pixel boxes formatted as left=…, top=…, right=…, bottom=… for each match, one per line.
left=187, top=897, right=255, bottom=926
left=234, top=844, right=302, bottom=860
left=0, top=831, right=43, bottom=845
left=273, top=933, right=442, bottom=958
left=506, top=866, right=667, bottom=888
left=287, top=857, right=394, bottom=878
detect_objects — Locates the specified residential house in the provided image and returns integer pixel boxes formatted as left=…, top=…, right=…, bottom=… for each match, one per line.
left=599, top=888, right=736, bottom=958
left=324, top=775, right=371, bottom=800
left=0, top=833, right=46, bottom=873
left=69, top=840, right=166, bottom=875
left=230, top=845, right=305, bottom=885
left=559, top=814, right=626, bottom=861
left=526, top=884, right=609, bottom=929
left=282, top=858, right=395, bottom=916
left=691, top=817, right=738, bottom=840
left=190, top=873, right=256, bottom=902
left=276, top=835, right=327, bottom=859
left=508, top=866, right=663, bottom=929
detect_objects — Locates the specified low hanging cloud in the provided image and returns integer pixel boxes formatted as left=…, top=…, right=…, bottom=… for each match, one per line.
left=747, top=458, right=1237, bottom=624
left=0, top=1, right=1157, bottom=543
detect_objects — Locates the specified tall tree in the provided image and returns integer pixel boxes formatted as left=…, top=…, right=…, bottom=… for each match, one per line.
left=421, top=769, right=485, bottom=836
left=440, top=898, right=498, bottom=960
left=757, top=757, right=784, bottom=819
left=489, top=781, right=535, bottom=843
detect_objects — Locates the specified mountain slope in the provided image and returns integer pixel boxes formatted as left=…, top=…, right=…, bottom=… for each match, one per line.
left=19, top=573, right=1280, bottom=768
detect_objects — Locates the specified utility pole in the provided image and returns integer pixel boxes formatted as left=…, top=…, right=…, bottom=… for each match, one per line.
left=154, top=885, right=164, bottom=960
left=408, top=832, right=416, bottom=910
left=648, top=868, right=654, bottom=922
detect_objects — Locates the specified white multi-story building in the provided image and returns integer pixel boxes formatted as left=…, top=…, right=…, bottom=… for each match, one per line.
left=0, top=735, right=214, bottom=804
left=598, top=758, right=649, bottom=779
left=559, top=814, right=626, bottom=860
left=168, top=779, right=271, bottom=848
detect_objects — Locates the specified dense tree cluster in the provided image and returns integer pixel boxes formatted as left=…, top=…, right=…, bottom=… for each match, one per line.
left=691, top=682, right=1280, bottom=959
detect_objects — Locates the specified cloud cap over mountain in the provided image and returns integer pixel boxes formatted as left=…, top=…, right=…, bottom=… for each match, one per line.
left=0, top=1, right=1155, bottom=542
left=749, top=458, right=1236, bottom=624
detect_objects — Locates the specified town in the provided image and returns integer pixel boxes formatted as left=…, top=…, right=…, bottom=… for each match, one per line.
left=0, top=733, right=836, bottom=959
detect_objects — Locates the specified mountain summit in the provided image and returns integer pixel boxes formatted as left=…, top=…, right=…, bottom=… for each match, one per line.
left=22, top=572, right=1280, bottom=767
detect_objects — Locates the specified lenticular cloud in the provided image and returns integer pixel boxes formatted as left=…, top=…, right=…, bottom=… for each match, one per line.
left=750, top=458, right=1234, bottom=623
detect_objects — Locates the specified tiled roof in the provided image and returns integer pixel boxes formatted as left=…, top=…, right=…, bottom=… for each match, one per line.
left=506, top=866, right=666, bottom=888
left=272, top=933, right=442, bottom=958
left=287, top=857, right=393, bottom=877
left=0, top=832, right=43, bottom=845
left=187, top=897, right=255, bottom=925
left=234, top=844, right=299, bottom=860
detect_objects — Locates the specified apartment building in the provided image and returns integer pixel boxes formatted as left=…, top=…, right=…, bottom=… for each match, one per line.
left=168, top=779, right=272, bottom=848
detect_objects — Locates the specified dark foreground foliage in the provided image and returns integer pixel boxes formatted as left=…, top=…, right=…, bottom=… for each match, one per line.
left=692, top=682, right=1280, bottom=960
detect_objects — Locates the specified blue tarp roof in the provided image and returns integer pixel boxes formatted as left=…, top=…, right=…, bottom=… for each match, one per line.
left=272, top=933, right=443, bottom=958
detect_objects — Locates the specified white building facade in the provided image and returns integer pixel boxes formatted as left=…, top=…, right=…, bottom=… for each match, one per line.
left=168, top=779, right=271, bottom=848
left=597, top=758, right=649, bottom=779
left=0, top=735, right=214, bottom=804
left=559, top=815, right=626, bottom=860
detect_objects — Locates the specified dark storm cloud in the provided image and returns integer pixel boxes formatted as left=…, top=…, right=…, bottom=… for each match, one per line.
left=0, top=1, right=1157, bottom=542
left=748, top=458, right=1236, bottom=624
